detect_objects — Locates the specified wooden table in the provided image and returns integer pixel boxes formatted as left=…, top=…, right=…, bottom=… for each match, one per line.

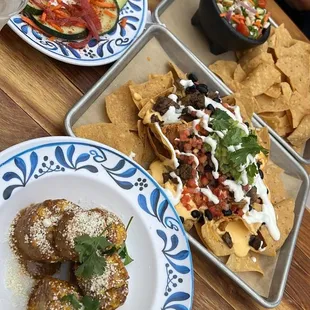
left=0, top=1, right=309, bottom=309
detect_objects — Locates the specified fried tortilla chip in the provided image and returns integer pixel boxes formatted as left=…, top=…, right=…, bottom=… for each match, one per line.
left=129, top=72, right=174, bottom=110
left=105, top=81, right=138, bottom=130
left=276, top=56, right=310, bottom=97
left=264, top=84, right=282, bottom=99
left=238, top=41, right=268, bottom=66
left=259, top=111, right=293, bottom=137
left=74, top=123, right=144, bottom=165
left=288, top=91, right=310, bottom=128
left=199, top=220, right=234, bottom=257
left=256, top=127, right=270, bottom=152
left=264, top=163, right=287, bottom=204
left=241, top=63, right=281, bottom=97
left=242, top=52, right=274, bottom=75
left=287, top=115, right=310, bottom=147
left=226, top=253, right=264, bottom=275
left=259, top=199, right=295, bottom=256
left=272, top=24, right=294, bottom=49
left=168, top=61, right=187, bottom=80
left=274, top=41, right=309, bottom=60
left=222, top=94, right=235, bottom=106
left=234, top=92, right=256, bottom=123
left=209, top=60, right=243, bottom=91
left=234, top=64, right=247, bottom=82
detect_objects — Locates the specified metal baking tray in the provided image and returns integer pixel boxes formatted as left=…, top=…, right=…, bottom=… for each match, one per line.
left=153, top=0, right=310, bottom=166
left=64, top=24, right=310, bottom=308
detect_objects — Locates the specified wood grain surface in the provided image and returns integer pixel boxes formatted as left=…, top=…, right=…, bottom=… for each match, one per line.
left=0, top=1, right=309, bottom=309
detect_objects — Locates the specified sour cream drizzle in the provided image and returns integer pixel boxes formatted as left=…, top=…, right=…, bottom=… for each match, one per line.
left=200, top=187, right=220, bottom=204
left=164, top=172, right=183, bottom=206
left=243, top=174, right=280, bottom=241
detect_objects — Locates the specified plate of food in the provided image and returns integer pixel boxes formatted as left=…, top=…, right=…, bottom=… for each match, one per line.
left=7, top=0, right=148, bottom=66
left=0, top=136, right=193, bottom=309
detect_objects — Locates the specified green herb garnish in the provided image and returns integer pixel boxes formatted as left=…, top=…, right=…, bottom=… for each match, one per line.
left=206, top=110, right=268, bottom=184
left=61, top=294, right=100, bottom=310
left=74, top=232, right=114, bottom=279
left=119, top=216, right=134, bottom=266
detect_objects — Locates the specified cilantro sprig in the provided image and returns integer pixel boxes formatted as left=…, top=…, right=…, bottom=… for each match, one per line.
left=74, top=217, right=134, bottom=279
left=118, top=216, right=134, bottom=266
left=61, top=294, right=100, bottom=310
left=206, top=110, right=268, bottom=184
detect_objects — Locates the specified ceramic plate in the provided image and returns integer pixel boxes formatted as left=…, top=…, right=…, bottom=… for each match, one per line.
left=0, top=136, right=193, bottom=310
left=7, top=0, right=148, bottom=66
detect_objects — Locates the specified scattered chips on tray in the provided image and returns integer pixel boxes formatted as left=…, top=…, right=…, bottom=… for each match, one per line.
left=209, top=24, right=310, bottom=156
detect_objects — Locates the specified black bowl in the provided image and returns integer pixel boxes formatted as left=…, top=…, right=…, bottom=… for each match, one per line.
left=192, top=0, right=271, bottom=55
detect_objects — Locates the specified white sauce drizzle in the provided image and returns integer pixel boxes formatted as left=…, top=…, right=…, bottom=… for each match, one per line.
left=180, top=79, right=194, bottom=89
left=164, top=172, right=183, bottom=206
left=168, top=94, right=178, bottom=102
left=243, top=174, right=280, bottom=241
left=200, top=187, right=220, bottom=204
left=162, top=106, right=181, bottom=124
left=222, top=180, right=244, bottom=202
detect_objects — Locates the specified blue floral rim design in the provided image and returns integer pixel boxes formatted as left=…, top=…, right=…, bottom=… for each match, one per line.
left=0, top=137, right=194, bottom=309
left=8, top=0, right=147, bottom=66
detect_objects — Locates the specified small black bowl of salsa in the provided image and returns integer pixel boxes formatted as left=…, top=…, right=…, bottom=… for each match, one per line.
left=192, top=0, right=271, bottom=55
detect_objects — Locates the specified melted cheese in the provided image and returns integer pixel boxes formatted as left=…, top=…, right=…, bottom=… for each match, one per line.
left=175, top=200, right=196, bottom=221
left=225, top=220, right=251, bottom=257
left=149, top=160, right=167, bottom=185
left=143, top=110, right=162, bottom=125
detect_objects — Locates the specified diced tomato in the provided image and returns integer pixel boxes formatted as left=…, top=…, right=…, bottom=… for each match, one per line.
left=236, top=21, right=250, bottom=37
left=199, top=154, right=207, bottom=164
left=258, top=0, right=266, bottom=8
left=209, top=206, right=222, bottom=218
left=184, top=143, right=192, bottom=152
left=187, top=179, right=197, bottom=188
left=180, top=129, right=190, bottom=141
left=193, top=193, right=203, bottom=207
left=182, top=187, right=197, bottom=194
left=181, top=194, right=191, bottom=205
left=218, top=175, right=227, bottom=184
left=200, top=176, right=209, bottom=186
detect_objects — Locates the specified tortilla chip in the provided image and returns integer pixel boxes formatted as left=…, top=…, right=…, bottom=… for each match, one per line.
left=264, top=84, right=282, bottom=98
left=273, top=24, right=294, bottom=49
left=226, top=253, right=264, bottom=275
left=256, top=127, right=270, bottom=152
left=168, top=61, right=187, bottom=80
left=292, top=143, right=306, bottom=156
left=138, top=87, right=175, bottom=119
left=242, top=63, right=281, bottom=97
left=276, top=56, right=310, bottom=97
left=234, top=92, right=256, bottom=123
left=268, top=33, right=277, bottom=50
left=234, top=64, right=247, bottom=82
left=259, top=199, right=295, bottom=256
left=74, top=123, right=144, bottom=164
left=105, top=81, right=138, bottom=130
left=274, top=41, right=309, bottom=60
left=287, top=115, right=310, bottom=147
left=209, top=60, right=242, bottom=91
left=238, top=41, right=269, bottom=66
left=259, top=111, right=293, bottom=137
left=264, top=163, right=287, bottom=204
left=129, top=72, right=174, bottom=109
left=222, top=94, right=235, bottom=106
left=288, top=91, right=310, bottom=128
left=242, top=52, right=274, bottom=75
left=199, top=220, right=234, bottom=257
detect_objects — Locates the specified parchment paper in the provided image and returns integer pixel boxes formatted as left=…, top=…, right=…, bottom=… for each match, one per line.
left=72, top=36, right=303, bottom=299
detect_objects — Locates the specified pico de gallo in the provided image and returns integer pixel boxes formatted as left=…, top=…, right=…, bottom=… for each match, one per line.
left=216, top=0, right=271, bottom=39
left=21, top=0, right=127, bottom=48
left=145, top=72, right=281, bottom=243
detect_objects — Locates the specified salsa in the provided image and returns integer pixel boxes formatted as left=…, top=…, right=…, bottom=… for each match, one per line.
left=216, top=0, right=271, bottom=39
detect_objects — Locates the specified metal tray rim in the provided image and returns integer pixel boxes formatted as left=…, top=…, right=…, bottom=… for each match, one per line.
left=153, top=0, right=310, bottom=166
left=64, top=24, right=310, bottom=308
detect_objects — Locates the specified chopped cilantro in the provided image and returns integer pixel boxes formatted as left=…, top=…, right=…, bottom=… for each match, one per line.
left=74, top=233, right=115, bottom=279
left=61, top=294, right=100, bottom=310
left=222, top=126, right=247, bottom=147
left=246, top=163, right=257, bottom=185
left=210, top=110, right=234, bottom=131
left=118, top=216, right=134, bottom=266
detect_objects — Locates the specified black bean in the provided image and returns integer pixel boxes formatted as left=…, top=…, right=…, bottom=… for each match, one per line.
left=197, top=83, right=208, bottom=94
left=222, top=232, right=233, bottom=249
left=213, top=97, right=222, bottom=103
left=204, top=209, right=213, bottom=221
left=257, top=161, right=262, bottom=169
left=198, top=215, right=205, bottom=224
left=249, top=231, right=266, bottom=250
left=187, top=73, right=198, bottom=83
left=191, top=210, right=201, bottom=219
left=267, top=188, right=269, bottom=194
left=245, top=122, right=250, bottom=127
left=222, top=209, right=232, bottom=216
left=249, top=205, right=253, bottom=211
left=180, top=216, right=184, bottom=224
left=207, top=104, right=215, bottom=113
left=259, top=169, right=264, bottom=179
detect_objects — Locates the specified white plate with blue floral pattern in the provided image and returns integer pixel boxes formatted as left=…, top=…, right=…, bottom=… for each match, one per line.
left=0, top=136, right=193, bottom=310
left=7, top=0, right=148, bottom=66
